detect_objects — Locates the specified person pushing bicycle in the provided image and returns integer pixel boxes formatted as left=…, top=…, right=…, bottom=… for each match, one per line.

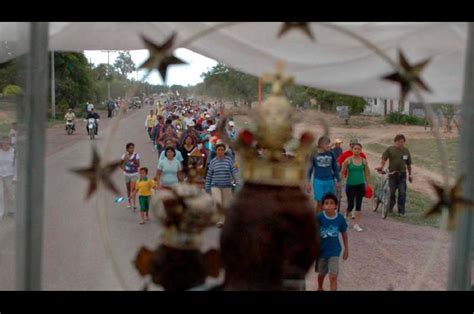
left=375, top=134, right=413, bottom=217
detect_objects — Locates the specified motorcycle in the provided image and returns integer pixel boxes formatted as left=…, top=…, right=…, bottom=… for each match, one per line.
left=85, top=118, right=99, bottom=140
left=66, top=119, right=74, bottom=135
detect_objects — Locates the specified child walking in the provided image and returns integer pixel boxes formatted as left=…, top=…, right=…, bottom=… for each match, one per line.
left=132, top=167, right=155, bottom=225
left=316, top=193, right=349, bottom=291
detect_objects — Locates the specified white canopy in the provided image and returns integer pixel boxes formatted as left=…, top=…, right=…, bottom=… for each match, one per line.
left=0, top=22, right=468, bottom=103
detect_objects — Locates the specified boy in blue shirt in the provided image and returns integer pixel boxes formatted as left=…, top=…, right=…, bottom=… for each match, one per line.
left=316, top=193, right=349, bottom=291
left=306, top=136, right=341, bottom=213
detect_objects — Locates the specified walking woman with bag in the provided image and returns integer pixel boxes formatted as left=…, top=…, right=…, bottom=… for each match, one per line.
left=340, top=142, right=371, bottom=232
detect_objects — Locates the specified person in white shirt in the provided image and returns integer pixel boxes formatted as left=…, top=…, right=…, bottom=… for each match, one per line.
left=9, top=122, right=17, bottom=148
left=87, top=101, right=94, bottom=114
left=0, top=136, right=16, bottom=219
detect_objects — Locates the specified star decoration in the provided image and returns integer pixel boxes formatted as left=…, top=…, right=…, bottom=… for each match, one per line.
left=425, top=177, right=474, bottom=229
left=71, top=146, right=122, bottom=199
left=277, top=22, right=315, bottom=41
left=261, top=61, right=294, bottom=95
left=139, top=33, right=187, bottom=83
left=382, top=50, right=431, bottom=104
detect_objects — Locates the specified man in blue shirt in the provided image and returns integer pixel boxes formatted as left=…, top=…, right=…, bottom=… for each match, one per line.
left=306, top=136, right=341, bottom=213
left=316, top=193, right=349, bottom=291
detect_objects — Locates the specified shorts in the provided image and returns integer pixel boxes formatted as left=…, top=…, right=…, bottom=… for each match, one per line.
left=316, top=256, right=339, bottom=275
left=124, top=174, right=139, bottom=183
left=313, top=179, right=336, bottom=202
left=139, top=196, right=150, bottom=212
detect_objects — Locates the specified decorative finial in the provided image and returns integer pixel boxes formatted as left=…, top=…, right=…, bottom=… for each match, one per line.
left=261, top=61, right=294, bottom=96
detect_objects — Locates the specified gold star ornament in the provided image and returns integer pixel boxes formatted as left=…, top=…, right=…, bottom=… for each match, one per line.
left=71, top=146, right=122, bottom=199
left=277, top=22, right=315, bottom=41
left=382, top=50, right=431, bottom=104
left=139, top=33, right=187, bottom=83
left=425, top=177, right=474, bottom=229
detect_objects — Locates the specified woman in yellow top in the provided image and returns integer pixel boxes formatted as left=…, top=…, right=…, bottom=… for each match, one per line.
left=145, top=110, right=157, bottom=141
left=132, top=167, right=156, bottom=224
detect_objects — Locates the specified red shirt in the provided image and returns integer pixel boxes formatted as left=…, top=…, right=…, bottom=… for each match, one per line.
left=337, top=150, right=367, bottom=177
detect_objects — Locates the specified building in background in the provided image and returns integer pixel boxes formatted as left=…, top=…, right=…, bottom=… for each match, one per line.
left=363, top=98, right=410, bottom=116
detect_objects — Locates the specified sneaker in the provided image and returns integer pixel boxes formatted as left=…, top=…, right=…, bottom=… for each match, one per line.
left=399, top=213, right=405, bottom=217
left=127, top=204, right=132, bottom=209
left=216, top=221, right=224, bottom=228
left=351, top=212, right=356, bottom=219
left=139, top=221, right=145, bottom=225
left=353, top=224, right=363, bottom=232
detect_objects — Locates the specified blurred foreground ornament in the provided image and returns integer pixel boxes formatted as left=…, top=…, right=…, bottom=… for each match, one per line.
left=277, top=22, right=315, bottom=41
left=382, top=50, right=431, bottom=104
left=70, top=146, right=121, bottom=199
left=217, top=61, right=320, bottom=290
left=425, top=177, right=474, bottom=230
left=139, top=33, right=187, bottom=83
left=134, top=183, right=223, bottom=290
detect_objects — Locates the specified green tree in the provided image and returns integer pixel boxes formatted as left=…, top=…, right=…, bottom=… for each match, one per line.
left=52, top=52, right=94, bottom=112
left=113, top=51, right=136, bottom=79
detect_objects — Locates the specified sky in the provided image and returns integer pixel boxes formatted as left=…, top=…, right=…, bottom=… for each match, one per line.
left=83, top=48, right=218, bottom=87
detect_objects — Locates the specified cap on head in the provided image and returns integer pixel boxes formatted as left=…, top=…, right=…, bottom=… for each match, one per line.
left=208, top=125, right=217, bottom=132
left=187, top=120, right=195, bottom=127
left=335, top=138, right=343, bottom=144
left=228, top=121, right=235, bottom=127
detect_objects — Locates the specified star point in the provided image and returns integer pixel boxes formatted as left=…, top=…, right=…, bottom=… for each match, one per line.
left=277, top=22, right=315, bottom=41
left=139, top=33, right=187, bottom=83
left=71, top=146, right=122, bottom=199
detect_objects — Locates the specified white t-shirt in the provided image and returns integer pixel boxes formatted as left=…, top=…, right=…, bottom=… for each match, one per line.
left=0, top=148, right=15, bottom=178
left=9, top=129, right=16, bottom=146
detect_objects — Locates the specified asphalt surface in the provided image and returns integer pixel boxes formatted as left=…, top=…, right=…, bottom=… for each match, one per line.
left=0, top=105, right=451, bottom=290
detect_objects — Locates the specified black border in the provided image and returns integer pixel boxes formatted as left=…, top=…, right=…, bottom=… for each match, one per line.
left=0, top=4, right=472, bottom=314
left=0, top=291, right=472, bottom=313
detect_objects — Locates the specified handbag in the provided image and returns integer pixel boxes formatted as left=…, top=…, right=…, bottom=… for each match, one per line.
left=364, top=185, right=373, bottom=199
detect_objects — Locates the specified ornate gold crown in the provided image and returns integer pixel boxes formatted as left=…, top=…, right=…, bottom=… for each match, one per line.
left=218, top=62, right=317, bottom=187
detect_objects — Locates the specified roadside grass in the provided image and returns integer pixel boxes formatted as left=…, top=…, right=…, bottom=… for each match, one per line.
left=369, top=173, right=440, bottom=228
left=365, top=138, right=459, bottom=177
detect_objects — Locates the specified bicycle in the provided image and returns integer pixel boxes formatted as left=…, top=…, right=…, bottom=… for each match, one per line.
left=372, top=169, right=399, bottom=219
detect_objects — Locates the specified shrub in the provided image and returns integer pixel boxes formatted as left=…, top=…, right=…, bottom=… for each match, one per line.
left=2, top=85, right=22, bottom=96
left=385, top=112, right=427, bottom=126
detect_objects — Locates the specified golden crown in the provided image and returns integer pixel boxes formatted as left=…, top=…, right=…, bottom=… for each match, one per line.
left=218, top=62, right=317, bottom=187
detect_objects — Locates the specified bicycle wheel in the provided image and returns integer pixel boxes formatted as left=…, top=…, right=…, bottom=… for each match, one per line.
left=381, top=185, right=390, bottom=219
left=372, top=194, right=379, bottom=212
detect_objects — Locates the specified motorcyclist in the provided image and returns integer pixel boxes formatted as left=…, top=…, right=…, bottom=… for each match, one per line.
left=86, top=108, right=100, bottom=135
left=64, top=108, right=76, bottom=131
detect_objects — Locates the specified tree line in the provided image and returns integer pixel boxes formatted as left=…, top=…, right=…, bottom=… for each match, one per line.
left=195, top=63, right=368, bottom=114
left=1, top=55, right=369, bottom=117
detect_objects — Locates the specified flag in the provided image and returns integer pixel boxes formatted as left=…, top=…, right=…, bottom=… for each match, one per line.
left=114, top=196, right=127, bottom=203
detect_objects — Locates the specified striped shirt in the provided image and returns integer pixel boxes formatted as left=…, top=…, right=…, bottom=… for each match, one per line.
left=205, top=156, right=240, bottom=192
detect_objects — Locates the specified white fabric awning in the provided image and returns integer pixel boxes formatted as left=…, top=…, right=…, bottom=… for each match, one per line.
left=0, top=22, right=468, bottom=103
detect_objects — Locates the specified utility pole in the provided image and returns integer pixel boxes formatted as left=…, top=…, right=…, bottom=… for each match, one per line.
left=100, top=50, right=118, bottom=99
left=50, top=50, right=55, bottom=119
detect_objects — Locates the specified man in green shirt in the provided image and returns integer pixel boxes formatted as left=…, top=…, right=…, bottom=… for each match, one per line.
left=375, top=134, right=412, bottom=217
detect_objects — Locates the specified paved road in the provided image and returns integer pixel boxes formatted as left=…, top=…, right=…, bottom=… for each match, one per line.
left=0, top=106, right=450, bottom=290
left=0, top=105, right=220, bottom=290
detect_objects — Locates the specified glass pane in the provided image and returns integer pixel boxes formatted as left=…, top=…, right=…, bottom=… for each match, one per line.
left=0, top=22, right=30, bottom=290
